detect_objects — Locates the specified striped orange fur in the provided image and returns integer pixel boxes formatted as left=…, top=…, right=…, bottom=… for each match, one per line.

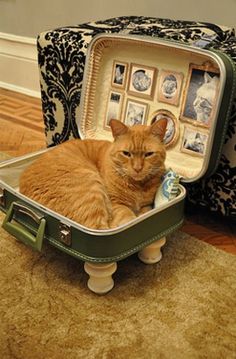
left=20, top=119, right=167, bottom=229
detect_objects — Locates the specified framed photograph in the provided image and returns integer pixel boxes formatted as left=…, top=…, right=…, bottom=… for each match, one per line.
left=124, top=99, right=149, bottom=126
left=128, top=63, right=157, bottom=99
left=104, top=91, right=124, bottom=129
left=181, top=126, right=208, bottom=156
left=180, top=63, right=220, bottom=127
left=151, top=109, right=179, bottom=147
left=111, top=61, right=128, bottom=89
left=157, top=70, right=183, bottom=106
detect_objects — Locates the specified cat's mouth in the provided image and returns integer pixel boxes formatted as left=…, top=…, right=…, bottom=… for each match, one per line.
left=130, top=170, right=154, bottom=182
left=131, top=173, right=146, bottom=181
left=116, top=166, right=157, bottom=182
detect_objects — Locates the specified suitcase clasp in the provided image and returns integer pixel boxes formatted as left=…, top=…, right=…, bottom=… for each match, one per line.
left=59, top=223, right=71, bottom=246
left=0, top=187, right=6, bottom=208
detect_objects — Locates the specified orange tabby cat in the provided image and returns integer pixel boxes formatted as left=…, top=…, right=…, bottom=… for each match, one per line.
left=20, top=119, right=167, bottom=229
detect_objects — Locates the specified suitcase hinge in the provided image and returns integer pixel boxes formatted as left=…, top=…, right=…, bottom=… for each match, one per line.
left=59, top=223, right=71, bottom=246
left=0, top=187, right=6, bottom=208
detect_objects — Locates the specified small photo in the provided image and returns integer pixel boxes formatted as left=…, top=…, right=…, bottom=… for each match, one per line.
left=181, top=126, right=208, bottom=156
left=104, top=91, right=123, bottom=129
left=181, top=64, right=220, bottom=127
left=157, top=70, right=183, bottom=106
left=151, top=110, right=179, bottom=147
left=124, top=99, right=148, bottom=126
left=111, top=61, right=128, bottom=89
left=128, top=63, right=157, bottom=99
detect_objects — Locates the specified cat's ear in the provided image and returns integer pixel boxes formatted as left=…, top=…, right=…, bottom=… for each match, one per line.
left=204, top=72, right=212, bottom=83
left=150, top=119, right=167, bottom=141
left=110, top=119, right=129, bottom=139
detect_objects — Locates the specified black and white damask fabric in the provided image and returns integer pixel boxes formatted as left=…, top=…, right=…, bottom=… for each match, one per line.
left=37, top=16, right=236, bottom=219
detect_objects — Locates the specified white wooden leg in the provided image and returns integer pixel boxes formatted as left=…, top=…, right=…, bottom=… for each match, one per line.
left=84, top=262, right=117, bottom=294
left=138, top=237, right=166, bottom=264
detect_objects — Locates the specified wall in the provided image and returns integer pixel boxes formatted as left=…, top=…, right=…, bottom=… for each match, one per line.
left=0, top=0, right=235, bottom=97
left=0, top=0, right=235, bottom=38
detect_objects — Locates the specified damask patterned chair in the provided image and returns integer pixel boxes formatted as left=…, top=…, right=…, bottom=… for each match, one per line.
left=37, top=16, right=236, bottom=220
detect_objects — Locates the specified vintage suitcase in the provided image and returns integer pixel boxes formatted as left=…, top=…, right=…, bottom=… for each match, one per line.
left=0, top=34, right=235, bottom=294
left=38, top=16, right=236, bottom=219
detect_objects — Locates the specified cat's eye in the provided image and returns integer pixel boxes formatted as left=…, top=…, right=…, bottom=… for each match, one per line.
left=122, top=151, right=131, bottom=157
left=145, top=152, right=154, bottom=157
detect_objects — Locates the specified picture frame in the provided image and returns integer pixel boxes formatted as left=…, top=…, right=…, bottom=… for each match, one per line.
left=128, top=63, right=157, bottom=99
left=111, top=61, right=129, bottom=89
left=124, top=99, right=149, bottom=126
left=150, top=109, right=179, bottom=148
left=181, top=126, right=208, bottom=156
left=180, top=63, right=220, bottom=127
left=104, top=91, right=124, bottom=129
left=157, top=70, right=183, bottom=106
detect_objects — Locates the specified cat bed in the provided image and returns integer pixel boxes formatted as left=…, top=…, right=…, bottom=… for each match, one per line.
left=37, top=16, right=236, bottom=219
left=0, top=20, right=235, bottom=294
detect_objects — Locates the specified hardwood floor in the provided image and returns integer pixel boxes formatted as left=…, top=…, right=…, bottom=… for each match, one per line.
left=183, top=203, right=236, bottom=254
left=0, top=88, right=46, bottom=157
left=0, top=88, right=235, bottom=254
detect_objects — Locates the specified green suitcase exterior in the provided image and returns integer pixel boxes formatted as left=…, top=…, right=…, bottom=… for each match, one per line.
left=0, top=152, right=185, bottom=262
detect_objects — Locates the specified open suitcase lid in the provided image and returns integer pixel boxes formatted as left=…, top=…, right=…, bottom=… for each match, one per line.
left=78, top=34, right=236, bottom=183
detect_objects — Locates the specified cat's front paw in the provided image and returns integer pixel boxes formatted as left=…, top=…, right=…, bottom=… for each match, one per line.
left=81, top=218, right=110, bottom=230
left=110, top=214, right=136, bottom=228
left=139, top=205, right=153, bottom=215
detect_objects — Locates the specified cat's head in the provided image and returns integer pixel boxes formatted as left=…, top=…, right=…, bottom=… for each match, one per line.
left=193, top=73, right=219, bottom=122
left=109, top=119, right=167, bottom=182
left=162, top=75, right=177, bottom=98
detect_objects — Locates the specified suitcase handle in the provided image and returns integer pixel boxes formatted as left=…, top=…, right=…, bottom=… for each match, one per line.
left=2, top=202, right=46, bottom=251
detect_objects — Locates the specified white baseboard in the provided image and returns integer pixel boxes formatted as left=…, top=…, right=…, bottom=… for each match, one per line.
left=0, top=81, right=41, bottom=98
left=0, top=32, right=41, bottom=98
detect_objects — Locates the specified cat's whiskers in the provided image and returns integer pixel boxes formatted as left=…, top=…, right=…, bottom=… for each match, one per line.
left=113, top=165, right=129, bottom=180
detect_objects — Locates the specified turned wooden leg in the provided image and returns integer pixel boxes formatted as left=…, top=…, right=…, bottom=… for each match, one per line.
left=84, top=262, right=117, bottom=294
left=138, top=237, right=166, bottom=264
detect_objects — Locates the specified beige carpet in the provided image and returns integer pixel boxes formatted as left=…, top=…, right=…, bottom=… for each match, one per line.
left=0, top=211, right=236, bottom=359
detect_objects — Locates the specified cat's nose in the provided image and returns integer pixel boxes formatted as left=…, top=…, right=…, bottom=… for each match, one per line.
left=132, top=158, right=143, bottom=173
left=133, top=163, right=142, bottom=173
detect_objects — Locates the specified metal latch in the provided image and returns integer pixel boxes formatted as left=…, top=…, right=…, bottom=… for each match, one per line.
left=0, top=187, right=6, bottom=208
left=59, top=223, right=71, bottom=246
